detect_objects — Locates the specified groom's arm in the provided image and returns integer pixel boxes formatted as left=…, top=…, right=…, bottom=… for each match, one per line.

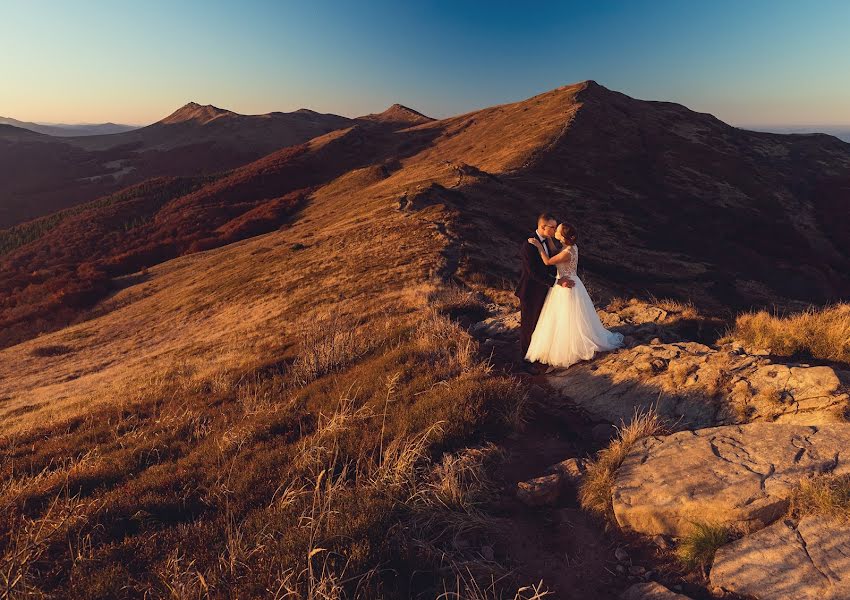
left=521, top=243, right=557, bottom=288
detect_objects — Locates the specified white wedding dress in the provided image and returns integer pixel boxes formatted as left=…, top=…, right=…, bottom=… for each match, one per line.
left=525, top=244, right=624, bottom=368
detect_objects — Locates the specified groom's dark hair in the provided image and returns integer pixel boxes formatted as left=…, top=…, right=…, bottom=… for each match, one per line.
left=537, top=212, right=556, bottom=224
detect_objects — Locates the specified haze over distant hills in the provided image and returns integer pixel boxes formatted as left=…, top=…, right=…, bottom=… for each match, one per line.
left=0, top=115, right=139, bottom=137
left=740, top=124, right=850, bottom=143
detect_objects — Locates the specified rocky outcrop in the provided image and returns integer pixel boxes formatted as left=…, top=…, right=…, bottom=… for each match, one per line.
left=611, top=423, right=850, bottom=536
left=711, top=516, right=850, bottom=600
left=480, top=299, right=850, bottom=598
left=548, top=342, right=848, bottom=429
left=472, top=302, right=847, bottom=429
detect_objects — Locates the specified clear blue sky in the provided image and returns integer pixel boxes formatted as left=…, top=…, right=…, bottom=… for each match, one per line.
left=1, top=0, right=848, bottom=127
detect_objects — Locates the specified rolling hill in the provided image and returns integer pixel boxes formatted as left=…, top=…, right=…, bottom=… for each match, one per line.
left=0, top=102, right=361, bottom=227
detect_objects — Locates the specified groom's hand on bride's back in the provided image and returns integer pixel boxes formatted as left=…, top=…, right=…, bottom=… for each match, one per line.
left=559, top=278, right=575, bottom=288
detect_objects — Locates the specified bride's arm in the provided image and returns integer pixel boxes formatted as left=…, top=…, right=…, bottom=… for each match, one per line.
left=528, top=238, right=572, bottom=265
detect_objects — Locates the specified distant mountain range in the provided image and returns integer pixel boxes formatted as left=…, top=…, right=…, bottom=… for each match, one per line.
left=0, top=102, right=422, bottom=228
left=0, top=116, right=139, bottom=137
left=740, top=124, right=850, bottom=143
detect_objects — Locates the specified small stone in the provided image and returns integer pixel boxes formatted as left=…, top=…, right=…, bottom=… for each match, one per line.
left=453, top=537, right=470, bottom=550
left=628, top=565, right=646, bottom=576
left=528, top=384, right=546, bottom=399
left=652, top=534, right=672, bottom=550
left=481, top=545, right=494, bottom=561
left=546, top=457, right=588, bottom=485
left=616, top=564, right=627, bottom=574
left=516, top=473, right=562, bottom=507
left=592, top=423, right=617, bottom=444
left=634, top=357, right=655, bottom=373
left=614, top=547, right=630, bottom=562
left=650, top=358, right=667, bottom=373
left=621, top=582, right=693, bottom=599
left=650, top=337, right=662, bottom=345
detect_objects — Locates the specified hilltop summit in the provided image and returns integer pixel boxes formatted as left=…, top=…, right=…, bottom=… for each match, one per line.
left=358, top=103, right=433, bottom=126
left=158, top=101, right=237, bottom=125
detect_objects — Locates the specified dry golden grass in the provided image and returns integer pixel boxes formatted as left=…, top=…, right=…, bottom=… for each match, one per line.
left=438, top=570, right=551, bottom=600
left=0, top=301, right=529, bottom=598
left=727, top=304, right=850, bottom=364
left=789, top=473, right=850, bottom=523
left=579, top=408, right=666, bottom=521
left=647, top=296, right=701, bottom=320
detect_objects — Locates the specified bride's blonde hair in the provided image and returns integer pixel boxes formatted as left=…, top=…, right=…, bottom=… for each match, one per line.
left=556, top=222, right=578, bottom=245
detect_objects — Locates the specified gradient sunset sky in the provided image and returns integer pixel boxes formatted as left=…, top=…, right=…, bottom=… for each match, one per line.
left=2, top=0, right=848, bottom=127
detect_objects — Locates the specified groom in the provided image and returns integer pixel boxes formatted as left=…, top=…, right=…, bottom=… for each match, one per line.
left=516, top=213, right=574, bottom=368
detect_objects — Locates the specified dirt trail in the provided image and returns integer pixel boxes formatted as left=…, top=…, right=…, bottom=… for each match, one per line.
left=473, top=314, right=730, bottom=600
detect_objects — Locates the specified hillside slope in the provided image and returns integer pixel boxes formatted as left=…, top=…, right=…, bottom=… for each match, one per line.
left=1, top=79, right=849, bottom=599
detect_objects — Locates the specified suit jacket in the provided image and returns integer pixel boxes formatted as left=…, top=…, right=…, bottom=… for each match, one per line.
left=516, top=236, right=557, bottom=300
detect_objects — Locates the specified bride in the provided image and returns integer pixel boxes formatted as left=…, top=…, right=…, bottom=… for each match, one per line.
left=525, top=222, right=624, bottom=369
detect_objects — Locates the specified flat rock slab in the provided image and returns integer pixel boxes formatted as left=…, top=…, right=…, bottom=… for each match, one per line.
left=711, top=516, right=850, bottom=600
left=548, top=342, right=848, bottom=430
left=612, top=423, right=850, bottom=536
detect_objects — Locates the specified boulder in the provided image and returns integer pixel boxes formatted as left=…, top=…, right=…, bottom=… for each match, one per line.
left=711, top=516, right=850, bottom=600
left=611, top=423, right=850, bottom=536
left=620, top=582, right=693, bottom=600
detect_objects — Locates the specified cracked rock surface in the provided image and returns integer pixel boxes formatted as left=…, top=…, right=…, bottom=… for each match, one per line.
left=548, top=342, right=848, bottom=429
left=611, top=423, right=850, bottom=536
left=711, top=516, right=850, bottom=600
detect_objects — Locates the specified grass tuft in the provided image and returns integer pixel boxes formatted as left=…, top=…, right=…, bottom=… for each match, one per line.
left=789, top=473, right=850, bottom=522
left=727, top=304, right=850, bottom=364
left=674, top=522, right=729, bottom=571
left=579, top=407, right=665, bottom=520
left=437, top=568, right=552, bottom=600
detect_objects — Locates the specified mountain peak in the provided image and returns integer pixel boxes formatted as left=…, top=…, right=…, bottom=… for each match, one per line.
left=359, top=103, right=433, bottom=126
left=158, top=102, right=237, bottom=125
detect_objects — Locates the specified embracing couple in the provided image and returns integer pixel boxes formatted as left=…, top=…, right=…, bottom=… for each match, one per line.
left=516, top=213, right=624, bottom=374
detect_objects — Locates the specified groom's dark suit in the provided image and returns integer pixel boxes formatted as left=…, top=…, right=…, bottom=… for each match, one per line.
left=516, top=233, right=557, bottom=357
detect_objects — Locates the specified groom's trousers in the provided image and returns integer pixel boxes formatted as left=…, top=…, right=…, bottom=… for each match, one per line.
left=519, top=292, right=547, bottom=357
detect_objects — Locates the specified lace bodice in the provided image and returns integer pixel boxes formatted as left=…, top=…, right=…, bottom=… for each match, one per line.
left=556, top=244, right=578, bottom=280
